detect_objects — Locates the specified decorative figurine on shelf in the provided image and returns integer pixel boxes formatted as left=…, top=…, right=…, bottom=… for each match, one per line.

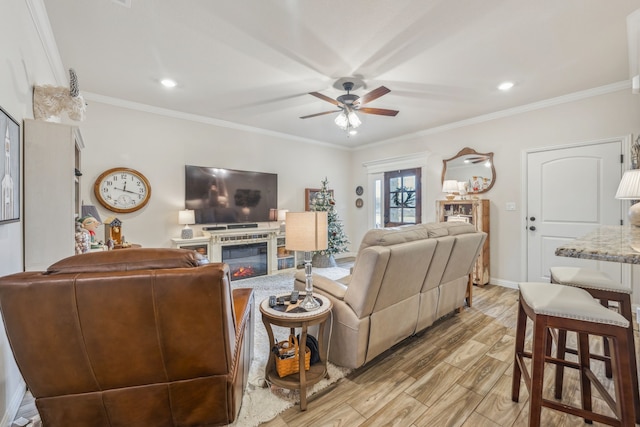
left=80, top=215, right=100, bottom=242
left=103, top=216, right=123, bottom=245
left=74, top=215, right=101, bottom=254
left=75, top=221, right=90, bottom=254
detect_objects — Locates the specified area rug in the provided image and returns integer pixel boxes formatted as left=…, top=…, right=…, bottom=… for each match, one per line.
left=230, top=267, right=352, bottom=426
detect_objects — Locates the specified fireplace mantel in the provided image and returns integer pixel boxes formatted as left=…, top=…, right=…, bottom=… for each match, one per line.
left=172, top=225, right=287, bottom=277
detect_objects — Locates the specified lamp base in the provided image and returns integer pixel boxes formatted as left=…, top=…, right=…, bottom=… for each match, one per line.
left=630, top=202, right=640, bottom=227
left=300, top=293, right=320, bottom=310
left=181, top=227, right=193, bottom=239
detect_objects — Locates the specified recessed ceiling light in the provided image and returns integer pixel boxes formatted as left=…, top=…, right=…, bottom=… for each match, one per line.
left=161, top=79, right=177, bottom=88
left=498, top=81, right=514, bottom=91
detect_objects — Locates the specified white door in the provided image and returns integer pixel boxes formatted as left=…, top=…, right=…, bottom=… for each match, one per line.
left=526, top=140, right=624, bottom=282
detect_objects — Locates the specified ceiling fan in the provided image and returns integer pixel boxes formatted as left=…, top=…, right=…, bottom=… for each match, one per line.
left=300, top=82, right=399, bottom=123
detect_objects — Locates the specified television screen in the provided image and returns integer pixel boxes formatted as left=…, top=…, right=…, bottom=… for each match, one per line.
left=185, top=165, right=277, bottom=224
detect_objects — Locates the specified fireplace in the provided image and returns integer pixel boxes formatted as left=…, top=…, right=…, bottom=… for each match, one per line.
left=222, top=242, right=268, bottom=280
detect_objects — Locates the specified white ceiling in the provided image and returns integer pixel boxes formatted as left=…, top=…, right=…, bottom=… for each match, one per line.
left=43, top=0, right=640, bottom=148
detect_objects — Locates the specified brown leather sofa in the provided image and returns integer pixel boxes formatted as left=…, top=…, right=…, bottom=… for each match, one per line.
left=0, top=248, right=254, bottom=427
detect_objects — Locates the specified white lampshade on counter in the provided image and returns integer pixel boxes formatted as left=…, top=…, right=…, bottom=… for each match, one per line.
left=178, top=209, right=196, bottom=239
left=442, top=180, right=458, bottom=200
left=615, top=170, right=640, bottom=226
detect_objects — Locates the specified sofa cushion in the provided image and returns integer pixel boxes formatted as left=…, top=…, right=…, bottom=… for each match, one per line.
left=47, top=248, right=202, bottom=274
left=358, top=224, right=430, bottom=252
left=442, top=222, right=476, bottom=235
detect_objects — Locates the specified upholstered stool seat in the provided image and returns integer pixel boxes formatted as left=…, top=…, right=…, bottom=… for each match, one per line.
left=549, top=266, right=639, bottom=423
left=512, top=282, right=635, bottom=426
left=550, top=266, right=630, bottom=294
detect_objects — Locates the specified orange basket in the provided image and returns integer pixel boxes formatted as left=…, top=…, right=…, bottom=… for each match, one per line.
left=275, top=334, right=311, bottom=378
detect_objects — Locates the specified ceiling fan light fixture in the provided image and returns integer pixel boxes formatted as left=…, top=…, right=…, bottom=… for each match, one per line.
left=334, top=111, right=349, bottom=129
left=347, top=110, right=361, bottom=128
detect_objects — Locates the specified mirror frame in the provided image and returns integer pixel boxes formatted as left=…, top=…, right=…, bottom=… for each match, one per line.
left=441, top=147, right=496, bottom=194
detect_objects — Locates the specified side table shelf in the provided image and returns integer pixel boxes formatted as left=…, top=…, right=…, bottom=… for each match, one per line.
left=259, top=294, right=332, bottom=410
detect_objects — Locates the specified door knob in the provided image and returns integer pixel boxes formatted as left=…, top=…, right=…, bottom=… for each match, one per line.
left=530, top=217, right=536, bottom=221
left=529, top=226, right=536, bottom=231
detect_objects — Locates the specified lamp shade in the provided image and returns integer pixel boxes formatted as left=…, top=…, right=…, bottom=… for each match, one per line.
left=442, top=180, right=458, bottom=193
left=285, top=211, right=328, bottom=251
left=277, top=209, right=289, bottom=221
left=178, top=209, right=195, bottom=225
left=81, top=204, right=102, bottom=223
left=615, top=170, right=640, bottom=199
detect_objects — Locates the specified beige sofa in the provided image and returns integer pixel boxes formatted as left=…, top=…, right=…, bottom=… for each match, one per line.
left=295, top=222, right=486, bottom=369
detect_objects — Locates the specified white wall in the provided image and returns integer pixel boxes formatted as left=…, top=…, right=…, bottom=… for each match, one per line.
left=0, top=0, right=64, bottom=424
left=350, top=89, right=640, bottom=290
left=78, top=102, right=352, bottom=248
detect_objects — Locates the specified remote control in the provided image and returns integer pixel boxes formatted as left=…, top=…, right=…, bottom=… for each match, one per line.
left=277, top=297, right=285, bottom=305
left=290, top=290, right=299, bottom=304
left=269, top=295, right=276, bottom=308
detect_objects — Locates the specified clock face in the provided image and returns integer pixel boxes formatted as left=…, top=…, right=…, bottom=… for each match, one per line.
left=94, top=168, right=151, bottom=213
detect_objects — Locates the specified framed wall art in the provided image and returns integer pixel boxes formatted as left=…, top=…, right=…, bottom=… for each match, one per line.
left=305, top=188, right=334, bottom=211
left=0, top=106, right=20, bottom=223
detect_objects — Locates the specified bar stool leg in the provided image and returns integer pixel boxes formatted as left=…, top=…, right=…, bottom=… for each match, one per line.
left=618, top=297, right=640, bottom=424
left=610, top=334, right=636, bottom=427
left=578, top=332, right=593, bottom=424
left=511, top=299, right=527, bottom=403
left=528, top=318, right=548, bottom=427
left=555, top=329, right=567, bottom=400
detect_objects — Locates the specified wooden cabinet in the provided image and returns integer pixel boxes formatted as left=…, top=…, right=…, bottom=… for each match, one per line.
left=437, top=199, right=490, bottom=285
left=24, top=119, right=84, bottom=271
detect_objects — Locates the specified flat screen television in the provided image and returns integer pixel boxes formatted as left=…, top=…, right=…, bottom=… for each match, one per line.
left=185, top=165, right=277, bottom=224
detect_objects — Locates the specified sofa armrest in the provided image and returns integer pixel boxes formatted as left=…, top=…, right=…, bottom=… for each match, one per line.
left=294, top=271, right=348, bottom=300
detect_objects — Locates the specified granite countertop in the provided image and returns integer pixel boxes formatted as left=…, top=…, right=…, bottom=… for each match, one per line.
left=555, top=225, right=640, bottom=264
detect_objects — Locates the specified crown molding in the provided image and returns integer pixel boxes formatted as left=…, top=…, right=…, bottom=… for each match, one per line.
left=83, top=92, right=349, bottom=151
left=26, top=0, right=67, bottom=85
left=355, top=80, right=632, bottom=151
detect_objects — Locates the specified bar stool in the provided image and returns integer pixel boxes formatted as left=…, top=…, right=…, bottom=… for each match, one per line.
left=550, top=266, right=640, bottom=423
left=512, top=282, right=635, bottom=426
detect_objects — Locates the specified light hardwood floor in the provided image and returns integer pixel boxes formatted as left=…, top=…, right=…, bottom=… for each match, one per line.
left=12, top=274, right=640, bottom=426
left=263, top=283, right=640, bottom=427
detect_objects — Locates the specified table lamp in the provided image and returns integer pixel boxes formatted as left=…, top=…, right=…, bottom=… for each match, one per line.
left=285, top=211, right=328, bottom=310
left=178, top=209, right=195, bottom=239
left=442, top=180, right=458, bottom=200
left=615, top=170, right=640, bottom=226
left=277, top=209, right=289, bottom=232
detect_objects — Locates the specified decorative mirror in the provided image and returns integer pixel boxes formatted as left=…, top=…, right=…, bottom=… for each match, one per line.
left=442, top=147, right=496, bottom=194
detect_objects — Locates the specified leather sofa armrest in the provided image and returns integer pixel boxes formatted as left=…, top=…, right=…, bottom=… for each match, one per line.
left=232, top=288, right=254, bottom=330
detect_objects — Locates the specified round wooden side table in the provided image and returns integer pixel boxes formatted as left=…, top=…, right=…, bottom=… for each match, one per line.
left=259, top=293, right=332, bottom=410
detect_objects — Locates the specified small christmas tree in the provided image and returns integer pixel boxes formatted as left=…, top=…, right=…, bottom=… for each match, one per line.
left=310, top=177, right=349, bottom=266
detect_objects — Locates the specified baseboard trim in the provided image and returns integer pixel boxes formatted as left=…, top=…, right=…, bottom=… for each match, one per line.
left=2, top=380, right=26, bottom=427
left=488, top=278, right=518, bottom=289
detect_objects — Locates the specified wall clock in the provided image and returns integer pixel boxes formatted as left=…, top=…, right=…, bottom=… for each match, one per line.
left=94, top=167, right=152, bottom=213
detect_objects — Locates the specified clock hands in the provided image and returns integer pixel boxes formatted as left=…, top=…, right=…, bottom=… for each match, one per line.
left=113, top=186, right=139, bottom=195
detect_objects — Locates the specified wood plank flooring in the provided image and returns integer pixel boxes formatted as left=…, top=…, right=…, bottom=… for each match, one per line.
left=12, top=261, right=640, bottom=426
left=263, top=283, right=640, bottom=427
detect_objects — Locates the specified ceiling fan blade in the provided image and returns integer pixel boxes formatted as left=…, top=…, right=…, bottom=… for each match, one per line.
left=309, top=92, right=341, bottom=106
left=300, top=110, right=341, bottom=119
left=356, top=86, right=391, bottom=105
left=358, top=107, right=399, bottom=117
